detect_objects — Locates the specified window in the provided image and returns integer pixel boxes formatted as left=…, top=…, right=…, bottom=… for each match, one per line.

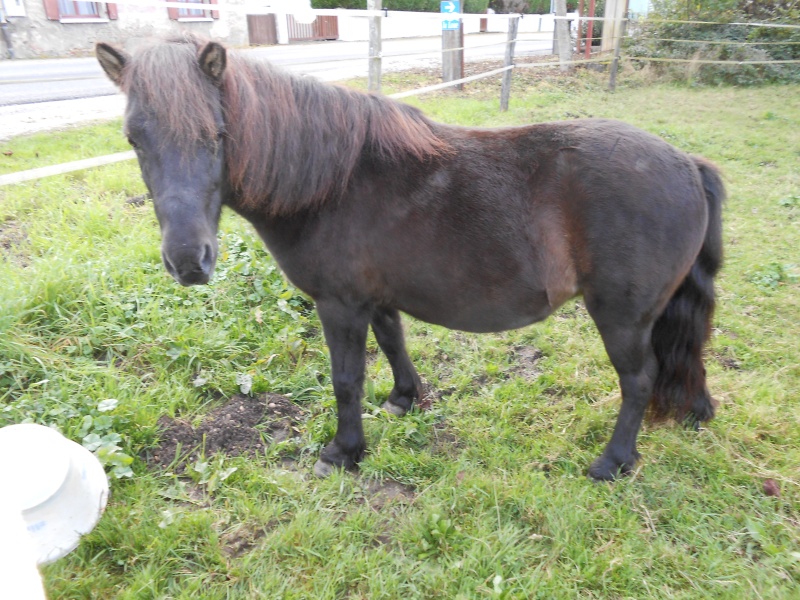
left=58, top=1, right=100, bottom=17
left=3, top=0, right=27, bottom=18
left=43, top=0, right=118, bottom=21
left=168, top=0, right=219, bottom=21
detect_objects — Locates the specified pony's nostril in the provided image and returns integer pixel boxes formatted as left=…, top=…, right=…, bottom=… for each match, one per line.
left=200, top=243, right=214, bottom=273
left=162, top=250, right=177, bottom=276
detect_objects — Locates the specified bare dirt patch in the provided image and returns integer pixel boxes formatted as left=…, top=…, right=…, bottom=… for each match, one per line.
left=0, top=221, right=29, bottom=267
left=145, top=393, right=305, bottom=471
left=509, top=345, right=544, bottom=381
left=219, top=524, right=269, bottom=559
left=429, top=420, right=463, bottom=459
left=361, top=479, right=416, bottom=511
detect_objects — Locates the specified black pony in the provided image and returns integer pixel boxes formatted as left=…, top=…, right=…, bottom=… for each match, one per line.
left=96, top=35, right=724, bottom=480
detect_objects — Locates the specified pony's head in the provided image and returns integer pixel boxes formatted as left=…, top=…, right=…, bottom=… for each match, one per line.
left=96, top=36, right=228, bottom=286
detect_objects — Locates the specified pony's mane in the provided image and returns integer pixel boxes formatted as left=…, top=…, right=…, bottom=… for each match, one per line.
left=122, top=35, right=450, bottom=215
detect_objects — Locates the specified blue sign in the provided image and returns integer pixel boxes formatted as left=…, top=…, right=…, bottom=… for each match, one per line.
left=440, top=1, right=460, bottom=13
left=441, top=1, right=460, bottom=30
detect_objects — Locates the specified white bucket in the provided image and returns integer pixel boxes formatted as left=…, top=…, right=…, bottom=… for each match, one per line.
left=0, top=423, right=109, bottom=565
left=0, top=497, right=47, bottom=600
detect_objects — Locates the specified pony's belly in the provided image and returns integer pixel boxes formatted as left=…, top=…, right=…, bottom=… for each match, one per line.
left=397, top=289, right=558, bottom=334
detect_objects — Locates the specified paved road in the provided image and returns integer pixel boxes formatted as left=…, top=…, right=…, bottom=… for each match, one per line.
left=0, top=33, right=552, bottom=106
left=0, top=33, right=554, bottom=139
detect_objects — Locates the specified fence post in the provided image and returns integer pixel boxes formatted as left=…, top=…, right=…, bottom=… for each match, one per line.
left=367, top=0, right=382, bottom=92
left=500, top=16, right=519, bottom=112
left=442, top=2, right=464, bottom=90
left=584, top=0, right=596, bottom=59
left=554, top=0, right=572, bottom=72
left=608, top=17, right=626, bottom=91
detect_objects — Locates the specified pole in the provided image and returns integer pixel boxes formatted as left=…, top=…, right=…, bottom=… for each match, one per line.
left=0, top=6, right=14, bottom=60
left=608, top=16, right=627, bottom=91
left=584, top=0, right=595, bottom=59
left=442, top=2, right=464, bottom=90
left=500, top=16, right=519, bottom=112
left=367, top=0, right=382, bottom=92
left=554, top=0, right=572, bottom=72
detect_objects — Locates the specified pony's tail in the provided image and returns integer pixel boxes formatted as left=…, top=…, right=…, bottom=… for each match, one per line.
left=649, top=158, right=725, bottom=425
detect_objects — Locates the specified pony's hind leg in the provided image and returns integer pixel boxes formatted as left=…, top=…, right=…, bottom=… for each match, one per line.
left=586, top=307, right=659, bottom=481
left=313, top=299, right=371, bottom=477
left=371, top=307, right=422, bottom=416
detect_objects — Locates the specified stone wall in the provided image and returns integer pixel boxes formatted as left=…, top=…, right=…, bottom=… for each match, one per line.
left=1, top=0, right=250, bottom=59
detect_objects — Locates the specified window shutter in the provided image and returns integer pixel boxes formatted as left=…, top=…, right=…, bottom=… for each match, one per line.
left=210, top=0, right=219, bottom=19
left=43, top=0, right=60, bottom=20
left=107, top=3, right=119, bottom=19
left=167, top=2, right=179, bottom=20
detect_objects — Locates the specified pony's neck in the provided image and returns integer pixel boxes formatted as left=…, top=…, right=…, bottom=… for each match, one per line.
left=223, top=55, right=449, bottom=216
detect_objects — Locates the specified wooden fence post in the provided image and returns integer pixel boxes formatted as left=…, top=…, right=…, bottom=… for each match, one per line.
left=608, top=16, right=626, bottom=91
left=368, top=0, right=382, bottom=92
left=442, top=2, right=464, bottom=90
left=555, top=0, right=572, bottom=72
left=500, top=16, right=519, bottom=112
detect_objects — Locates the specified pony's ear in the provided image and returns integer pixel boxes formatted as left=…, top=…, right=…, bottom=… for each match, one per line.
left=96, top=42, right=130, bottom=87
left=198, top=41, right=227, bottom=85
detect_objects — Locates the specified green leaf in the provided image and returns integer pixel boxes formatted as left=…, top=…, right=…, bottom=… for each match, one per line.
left=97, top=398, right=119, bottom=412
left=82, top=433, right=103, bottom=451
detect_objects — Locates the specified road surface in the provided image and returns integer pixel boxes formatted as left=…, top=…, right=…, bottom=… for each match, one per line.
left=0, top=33, right=553, bottom=140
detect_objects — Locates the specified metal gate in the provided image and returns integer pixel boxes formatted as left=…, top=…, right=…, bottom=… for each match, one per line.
left=287, top=15, right=339, bottom=42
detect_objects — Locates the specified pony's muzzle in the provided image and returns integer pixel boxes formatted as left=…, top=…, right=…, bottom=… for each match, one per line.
left=162, top=242, right=216, bottom=286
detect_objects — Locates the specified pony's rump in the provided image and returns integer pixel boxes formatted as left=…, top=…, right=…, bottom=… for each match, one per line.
left=650, top=157, right=724, bottom=423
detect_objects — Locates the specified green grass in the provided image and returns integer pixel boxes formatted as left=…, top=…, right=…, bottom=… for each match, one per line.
left=1, top=74, right=799, bottom=598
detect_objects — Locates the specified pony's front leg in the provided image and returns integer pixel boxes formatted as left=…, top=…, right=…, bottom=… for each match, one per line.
left=371, top=307, right=422, bottom=416
left=313, top=299, right=371, bottom=478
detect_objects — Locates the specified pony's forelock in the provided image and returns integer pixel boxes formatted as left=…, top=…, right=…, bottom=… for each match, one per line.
left=122, top=35, right=221, bottom=150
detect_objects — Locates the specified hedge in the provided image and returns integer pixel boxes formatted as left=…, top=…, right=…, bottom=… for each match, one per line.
left=311, top=1, right=492, bottom=12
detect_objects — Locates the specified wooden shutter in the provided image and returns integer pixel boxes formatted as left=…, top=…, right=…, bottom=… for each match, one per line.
left=210, top=0, right=219, bottom=19
left=167, top=1, right=179, bottom=20
left=43, top=0, right=61, bottom=20
left=107, top=3, right=119, bottom=19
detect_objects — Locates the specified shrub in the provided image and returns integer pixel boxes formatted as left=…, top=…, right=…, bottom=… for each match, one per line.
left=312, top=0, right=491, bottom=11
left=625, top=0, right=800, bottom=84
left=311, top=0, right=365, bottom=8
left=489, top=0, right=579, bottom=12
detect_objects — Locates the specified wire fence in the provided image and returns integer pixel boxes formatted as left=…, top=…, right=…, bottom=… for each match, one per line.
left=1, top=8, right=798, bottom=187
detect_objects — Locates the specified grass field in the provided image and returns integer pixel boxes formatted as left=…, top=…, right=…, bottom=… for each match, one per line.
left=1, top=70, right=799, bottom=598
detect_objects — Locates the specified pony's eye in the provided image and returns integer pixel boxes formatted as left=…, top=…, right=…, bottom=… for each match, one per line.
left=127, top=136, right=138, bottom=149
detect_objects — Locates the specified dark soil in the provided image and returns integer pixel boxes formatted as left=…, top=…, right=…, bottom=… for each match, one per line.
left=0, top=221, right=29, bottom=267
left=510, top=345, right=544, bottom=381
left=145, top=393, right=305, bottom=471
left=219, top=525, right=269, bottom=558
left=362, top=479, right=416, bottom=511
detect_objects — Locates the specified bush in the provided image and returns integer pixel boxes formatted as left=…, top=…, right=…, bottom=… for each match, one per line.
left=312, top=0, right=491, bottom=11
left=626, top=0, right=800, bottom=84
left=465, top=0, right=491, bottom=12
left=489, top=0, right=579, bottom=12
left=311, top=0, right=365, bottom=8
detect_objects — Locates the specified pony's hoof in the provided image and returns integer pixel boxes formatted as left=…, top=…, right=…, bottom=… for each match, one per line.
left=587, top=453, right=639, bottom=481
left=382, top=400, right=408, bottom=417
left=313, top=460, right=337, bottom=478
